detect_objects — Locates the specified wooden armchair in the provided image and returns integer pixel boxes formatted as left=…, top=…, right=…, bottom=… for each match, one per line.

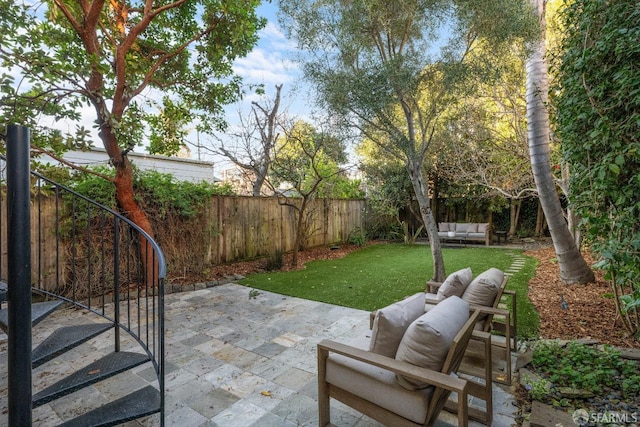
left=426, top=268, right=517, bottom=385
left=318, top=302, right=491, bottom=427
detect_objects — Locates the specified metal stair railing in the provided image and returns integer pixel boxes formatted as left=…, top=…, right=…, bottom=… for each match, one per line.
left=1, top=125, right=166, bottom=425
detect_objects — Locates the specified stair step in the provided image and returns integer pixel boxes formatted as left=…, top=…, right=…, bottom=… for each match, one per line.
left=33, top=323, right=113, bottom=368
left=33, top=351, right=150, bottom=408
left=57, top=385, right=161, bottom=427
left=0, top=300, right=64, bottom=333
left=0, top=281, right=7, bottom=304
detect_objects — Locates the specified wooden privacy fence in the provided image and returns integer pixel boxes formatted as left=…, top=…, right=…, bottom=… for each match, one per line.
left=4, top=195, right=367, bottom=282
left=199, top=196, right=367, bottom=265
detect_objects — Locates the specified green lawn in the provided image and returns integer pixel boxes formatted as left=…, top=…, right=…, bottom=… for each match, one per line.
left=240, top=242, right=540, bottom=338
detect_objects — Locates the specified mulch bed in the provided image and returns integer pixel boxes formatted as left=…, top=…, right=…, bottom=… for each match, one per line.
left=526, top=246, right=639, bottom=349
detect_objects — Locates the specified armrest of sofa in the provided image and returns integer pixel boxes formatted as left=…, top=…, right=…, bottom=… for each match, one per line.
left=318, top=339, right=469, bottom=394
left=425, top=280, right=443, bottom=294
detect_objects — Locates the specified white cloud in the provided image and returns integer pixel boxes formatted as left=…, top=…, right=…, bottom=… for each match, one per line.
left=232, top=21, right=300, bottom=87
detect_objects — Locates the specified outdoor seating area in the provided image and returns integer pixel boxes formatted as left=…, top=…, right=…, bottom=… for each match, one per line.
left=320, top=296, right=490, bottom=427
left=425, top=268, right=517, bottom=385
left=0, top=283, right=520, bottom=426
left=437, top=223, right=492, bottom=246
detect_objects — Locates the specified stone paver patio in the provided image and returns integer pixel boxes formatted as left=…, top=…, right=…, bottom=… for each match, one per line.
left=0, top=283, right=519, bottom=426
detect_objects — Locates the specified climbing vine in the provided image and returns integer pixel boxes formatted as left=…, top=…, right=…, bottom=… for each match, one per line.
left=553, top=0, right=640, bottom=338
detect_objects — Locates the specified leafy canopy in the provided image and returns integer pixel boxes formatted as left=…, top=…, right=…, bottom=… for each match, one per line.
left=271, top=120, right=360, bottom=199
left=0, top=0, right=265, bottom=155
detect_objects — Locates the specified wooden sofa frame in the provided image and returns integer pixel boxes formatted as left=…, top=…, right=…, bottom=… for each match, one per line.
left=426, top=274, right=517, bottom=385
left=319, top=310, right=492, bottom=427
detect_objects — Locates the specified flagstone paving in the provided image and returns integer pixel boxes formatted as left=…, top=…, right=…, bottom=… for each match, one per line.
left=0, top=283, right=519, bottom=426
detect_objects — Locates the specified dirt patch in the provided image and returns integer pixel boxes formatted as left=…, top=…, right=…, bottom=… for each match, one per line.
left=205, top=242, right=367, bottom=279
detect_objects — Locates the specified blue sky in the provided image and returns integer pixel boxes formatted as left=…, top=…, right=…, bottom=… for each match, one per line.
left=195, top=1, right=317, bottom=170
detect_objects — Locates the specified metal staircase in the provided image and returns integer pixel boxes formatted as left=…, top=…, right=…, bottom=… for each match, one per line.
left=0, top=125, right=166, bottom=426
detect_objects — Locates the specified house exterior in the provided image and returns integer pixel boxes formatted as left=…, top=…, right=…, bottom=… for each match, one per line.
left=41, top=147, right=219, bottom=183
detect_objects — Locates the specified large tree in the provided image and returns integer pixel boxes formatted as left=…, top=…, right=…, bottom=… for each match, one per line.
left=0, top=0, right=264, bottom=241
left=440, top=46, right=538, bottom=237
left=278, top=0, right=538, bottom=280
left=270, top=120, right=350, bottom=267
left=215, top=84, right=284, bottom=196
left=526, top=0, right=594, bottom=283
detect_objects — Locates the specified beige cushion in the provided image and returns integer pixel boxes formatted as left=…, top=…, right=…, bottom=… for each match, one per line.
left=467, top=223, right=478, bottom=233
left=438, top=223, right=449, bottom=232
left=395, top=296, right=470, bottom=390
left=326, top=352, right=434, bottom=424
left=462, top=268, right=504, bottom=307
left=477, top=223, right=489, bottom=233
left=436, top=267, right=472, bottom=299
left=369, top=293, right=426, bottom=358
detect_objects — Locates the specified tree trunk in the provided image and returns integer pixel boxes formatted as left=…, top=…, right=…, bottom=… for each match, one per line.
left=535, top=199, right=546, bottom=236
left=508, top=199, right=522, bottom=237
left=99, top=127, right=157, bottom=285
left=526, top=0, right=594, bottom=284
left=407, top=162, right=445, bottom=282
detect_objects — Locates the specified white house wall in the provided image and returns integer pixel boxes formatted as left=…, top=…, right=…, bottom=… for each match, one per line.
left=41, top=148, right=218, bottom=183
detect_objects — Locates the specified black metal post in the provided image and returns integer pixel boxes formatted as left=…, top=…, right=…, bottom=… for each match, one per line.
left=6, top=124, right=33, bottom=426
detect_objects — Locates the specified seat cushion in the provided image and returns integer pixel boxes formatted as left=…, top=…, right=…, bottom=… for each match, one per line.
left=326, top=352, right=434, bottom=424
left=462, top=268, right=504, bottom=307
left=369, top=293, right=425, bottom=358
left=395, top=296, right=470, bottom=390
left=436, top=267, right=472, bottom=299
left=467, top=232, right=486, bottom=239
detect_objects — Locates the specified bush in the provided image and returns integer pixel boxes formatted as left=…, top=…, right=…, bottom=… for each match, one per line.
left=531, top=340, right=640, bottom=398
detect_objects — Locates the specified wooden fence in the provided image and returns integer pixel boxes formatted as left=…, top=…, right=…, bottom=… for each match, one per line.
left=192, top=196, right=367, bottom=265
left=2, top=195, right=368, bottom=283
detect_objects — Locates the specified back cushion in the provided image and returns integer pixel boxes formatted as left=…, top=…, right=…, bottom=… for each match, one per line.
left=455, top=223, right=468, bottom=232
left=436, top=267, right=472, bottom=299
left=438, top=223, right=449, bottom=232
left=369, top=293, right=426, bottom=358
left=462, top=268, right=504, bottom=307
left=477, top=223, right=489, bottom=233
left=467, top=223, right=478, bottom=233
left=395, top=296, right=470, bottom=390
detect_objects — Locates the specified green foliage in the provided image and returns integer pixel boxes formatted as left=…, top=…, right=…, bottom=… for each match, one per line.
left=69, top=168, right=234, bottom=220
left=69, top=167, right=117, bottom=209
left=134, top=170, right=234, bottom=219
left=271, top=120, right=349, bottom=197
left=392, top=221, right=424, bottom=245
left=553, top=0, right=640, bottom=336
left=524, top=376, right=552, bottom=402
left=531, top=341, right=640, bottom=398
left=0, top=0, right=264, bottom=155
left=347, top=227, right=368, bottom=247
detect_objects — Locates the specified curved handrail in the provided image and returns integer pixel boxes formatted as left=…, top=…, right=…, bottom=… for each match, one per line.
left=0, top=150, right=166, bottom=423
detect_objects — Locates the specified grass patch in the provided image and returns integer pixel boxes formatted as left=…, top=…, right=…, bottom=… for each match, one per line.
left=240, top=242, right=540, bottom=338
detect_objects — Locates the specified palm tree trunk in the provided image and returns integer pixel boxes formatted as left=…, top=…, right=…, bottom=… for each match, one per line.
left=526, top=0, right=594, bottom=284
